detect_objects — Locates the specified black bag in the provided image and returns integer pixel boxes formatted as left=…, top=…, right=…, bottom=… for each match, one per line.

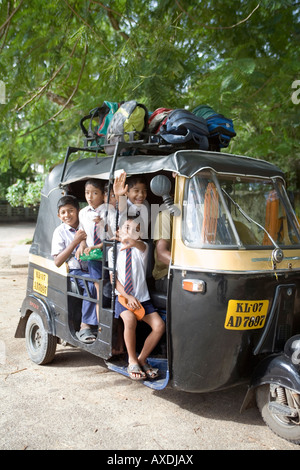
left=104, top=100, right=148, bottom=154
left=158, top=109, right=209, bottom=150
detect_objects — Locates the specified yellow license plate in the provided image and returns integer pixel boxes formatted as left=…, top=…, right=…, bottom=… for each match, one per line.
left=224, top=300, right=269, bottom=330
left=33, top=269, right=48, bottom=296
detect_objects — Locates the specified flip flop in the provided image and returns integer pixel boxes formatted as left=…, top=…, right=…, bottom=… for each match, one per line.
left=141, top=362, right=159, bottom=379
left=127, top=363, right=146, bottom=381
left=118, top=295, right=145, bottom=320
left=75, top=328, right=96, bottom=344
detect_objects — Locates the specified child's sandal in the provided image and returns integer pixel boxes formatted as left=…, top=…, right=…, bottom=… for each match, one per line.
left=142, top=362, right=159, bottom=379
left=127, top=363, right=146, bottom=381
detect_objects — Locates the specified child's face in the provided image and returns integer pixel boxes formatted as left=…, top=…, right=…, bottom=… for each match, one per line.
left=127, top=182, right=147, bottom=206
left=119, top=219, right=140, bottom=241
left=104, top=190, right=117, bottom=208
left=58, top=204, right=79, bottom=228
left=85, top=184, right=104, bottom=209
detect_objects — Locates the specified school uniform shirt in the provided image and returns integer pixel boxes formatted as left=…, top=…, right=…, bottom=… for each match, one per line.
left=51, top=223, right=86, bottom=270
left=79, top=203, right=116, bottom=246
left=108, top=242, right=150, bottom=302
left=118, top=199, right=150, bottom=239
left=127, top=199, right=150, bottom=220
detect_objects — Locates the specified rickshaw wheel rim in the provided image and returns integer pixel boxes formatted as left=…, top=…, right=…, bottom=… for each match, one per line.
left=256, top=384, right=300, bottom=444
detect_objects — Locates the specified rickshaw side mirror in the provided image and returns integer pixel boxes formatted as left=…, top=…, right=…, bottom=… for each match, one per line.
left=150, top=175, right=172, bottom=197
left=150, top=175, right=180, bottom=216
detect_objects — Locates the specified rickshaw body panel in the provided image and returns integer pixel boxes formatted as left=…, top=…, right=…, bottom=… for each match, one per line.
left=168, top=267, right=300, bottom=392
left=16, top=252, right=114, bottom=358
left=165, top=172, right=300, bottom=392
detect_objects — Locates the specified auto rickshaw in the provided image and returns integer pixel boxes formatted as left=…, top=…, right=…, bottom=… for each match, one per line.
left=15, top=139, right=300, bottom=444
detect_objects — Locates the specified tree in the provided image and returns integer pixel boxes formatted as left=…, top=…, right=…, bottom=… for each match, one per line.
left=0, top=0, right=299, bottom=197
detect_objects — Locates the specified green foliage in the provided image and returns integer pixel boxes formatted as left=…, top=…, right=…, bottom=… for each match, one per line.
left=6, top=180, right=26, bottom=207
left=0, top=0, right=299, bottom=199
left=6, top=175, right=45, bottom=207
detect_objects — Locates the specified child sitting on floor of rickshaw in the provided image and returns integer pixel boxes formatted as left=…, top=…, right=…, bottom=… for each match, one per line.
left=108, top=216, right=165, bottom=380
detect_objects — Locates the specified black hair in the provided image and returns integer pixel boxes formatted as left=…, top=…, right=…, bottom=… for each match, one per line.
left=57, top=195, right=79, bottom=212
left=119, top=214, right=140, bottom=226
left=85, top=179, right=104, bottom=192
left=126, top=175, right=147, bottom=190
left=104, top=182, right=115, bottom=194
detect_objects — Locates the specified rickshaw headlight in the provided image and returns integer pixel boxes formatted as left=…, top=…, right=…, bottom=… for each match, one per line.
left=284, top=335, right=300, bottom=365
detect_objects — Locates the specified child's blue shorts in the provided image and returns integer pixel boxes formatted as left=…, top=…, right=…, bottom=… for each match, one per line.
left=114, top=298, right=156, bottom=319
left=88, top=260, right=102, bottom=279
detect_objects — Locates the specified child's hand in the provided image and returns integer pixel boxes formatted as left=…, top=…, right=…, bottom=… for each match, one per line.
left=84, top=247, right=92, bottom=255
left=75, top=238, right=86, bottom=259
left=113, top=172, right=128, bottom=198
left=120, top=235, right=138, bottom=250
left=74, top=230, right=87, bottom=243
left=93, top=215, right=102, bottom=224
left=127, top=295, right=140, bottom=309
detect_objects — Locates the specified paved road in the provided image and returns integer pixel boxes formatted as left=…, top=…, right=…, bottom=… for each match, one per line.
left=0, top=222, right=299, bottom=452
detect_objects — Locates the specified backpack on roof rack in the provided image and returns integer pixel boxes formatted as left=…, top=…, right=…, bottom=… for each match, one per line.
left=104, top=100, right=149, bottom=155
left=148, top=107, right=173, bottom=134
left=80, top=101, right=121, bottom=148
left=158, top=109, right=209, bottom=150
left=192, top=105, right=236, bottom=150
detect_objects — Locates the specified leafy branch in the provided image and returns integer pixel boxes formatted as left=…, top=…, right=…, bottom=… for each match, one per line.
left=17, top=38, right=80, bottom=112
left=0, top=0, right=24, bottom=33
left=63, top=0, right=112, bottom=54
left=175, top=1, right=260, bottom=30
left=20, top=43, right=88, bottom=136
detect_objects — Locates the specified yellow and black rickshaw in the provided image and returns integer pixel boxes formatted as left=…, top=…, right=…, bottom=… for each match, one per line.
left=15, top=140, right=300, bottom=444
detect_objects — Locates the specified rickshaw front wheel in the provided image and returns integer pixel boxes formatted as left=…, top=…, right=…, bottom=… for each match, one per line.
left=256, top=384, right=300, bottom=444
left=25, top=312, right=57, bottom=365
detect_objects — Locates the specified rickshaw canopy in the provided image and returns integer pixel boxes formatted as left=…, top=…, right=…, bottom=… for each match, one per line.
left=43, top=149, right=285, bottom=197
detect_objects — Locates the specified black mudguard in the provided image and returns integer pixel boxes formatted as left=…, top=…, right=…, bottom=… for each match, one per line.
left=241, top=350, right=300, bottom=411
left=14, top=294, right=56, bottom=338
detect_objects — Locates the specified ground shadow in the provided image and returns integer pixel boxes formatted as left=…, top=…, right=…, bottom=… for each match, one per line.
left=47, top=345, right=262, bottom=428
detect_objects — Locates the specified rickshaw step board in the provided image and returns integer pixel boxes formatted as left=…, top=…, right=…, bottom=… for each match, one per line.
left=105, top=357, right=169, bottom=390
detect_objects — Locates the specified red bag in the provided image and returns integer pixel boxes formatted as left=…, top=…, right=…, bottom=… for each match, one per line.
left=148, top=108, right=173, bottom=134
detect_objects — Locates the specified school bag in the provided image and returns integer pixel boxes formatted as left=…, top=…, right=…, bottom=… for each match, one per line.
left=80, top=101, right=120, bottom=148
left=158, top=109, right=209, bottom=150
left=148, top=107, right=173, bottom=134
left=192, top=105, right=236, bottom=149
left=104, top=100, right=148, bottom=154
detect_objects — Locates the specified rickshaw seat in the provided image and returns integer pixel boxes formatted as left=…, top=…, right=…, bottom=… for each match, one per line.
left=150, top=290, right=167, bottom=310
left=69, top=278, right=82, bottom=295
left=233, top=220, right=258, bottom=245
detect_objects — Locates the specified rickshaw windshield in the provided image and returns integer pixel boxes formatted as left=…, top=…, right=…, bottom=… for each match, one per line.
left=183, top=171, right=300, bottom=249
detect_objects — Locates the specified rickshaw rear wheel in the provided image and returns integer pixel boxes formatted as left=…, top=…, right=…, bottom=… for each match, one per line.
left=256, top=384, right=300, bottom=444
left=25, top=312, right=57, bottom=365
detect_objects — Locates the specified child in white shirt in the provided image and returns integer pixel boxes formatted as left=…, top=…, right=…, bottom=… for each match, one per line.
left=77, top=179, right=106, bottom=319
left=108, top=216, right=165, bottom=380
left=51, top=195, right=98, bottom=344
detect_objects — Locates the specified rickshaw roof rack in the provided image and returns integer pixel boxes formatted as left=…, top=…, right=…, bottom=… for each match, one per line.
left=82, top=132, right=197, bottom=155
left=81, top=134, right=202, bottom=158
